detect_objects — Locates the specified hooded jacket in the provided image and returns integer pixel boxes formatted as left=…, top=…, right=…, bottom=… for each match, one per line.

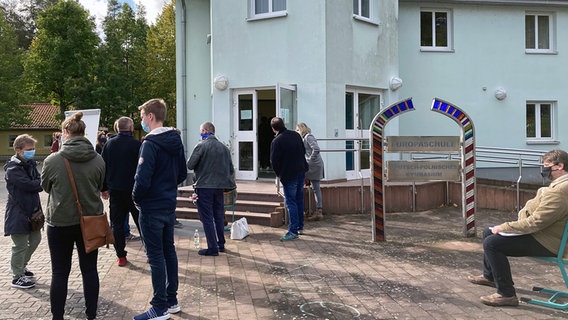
left=132, top=128, right=187, bottom=212
left=41, top=136, right=105, bottom=226
left=4, top=155, right=43, bottom=235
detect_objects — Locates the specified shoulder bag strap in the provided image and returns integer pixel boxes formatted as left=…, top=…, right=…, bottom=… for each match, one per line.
left=64, top=158, right=83, bottom=216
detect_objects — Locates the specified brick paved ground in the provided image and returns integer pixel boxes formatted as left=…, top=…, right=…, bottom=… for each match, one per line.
left=1, top=187, right=568, bottom=319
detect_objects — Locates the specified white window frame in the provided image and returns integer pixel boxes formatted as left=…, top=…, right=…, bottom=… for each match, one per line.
left=420, top=8, right=453, bottom=52
left=525, top=12, right=556, bottom=54
left=248, top=0, right=287, bottom=21
left=353, top=0, right=379, bottom=26
left=526, top=101, right=557, bottom=144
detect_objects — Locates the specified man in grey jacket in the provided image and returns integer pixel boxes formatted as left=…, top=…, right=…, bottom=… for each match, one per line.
left=187, top=121, right=236, bottom=256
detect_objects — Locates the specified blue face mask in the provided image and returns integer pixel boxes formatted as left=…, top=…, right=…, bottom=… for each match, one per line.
left=23, top=150, right=35, bottom=160
left=100, top=137, right=107, bottom=143
left=200, top=132, right=212, bottom=140
left=141, top=121, right=150, bottom=133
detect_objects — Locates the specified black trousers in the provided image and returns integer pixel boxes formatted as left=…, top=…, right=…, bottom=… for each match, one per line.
left=47, top=224, right=99, bottom=320
left=109, top=190, right=141, bottom=258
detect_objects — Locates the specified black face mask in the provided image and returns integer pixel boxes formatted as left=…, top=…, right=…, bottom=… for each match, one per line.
left=540, top=166, right=557, bottom=179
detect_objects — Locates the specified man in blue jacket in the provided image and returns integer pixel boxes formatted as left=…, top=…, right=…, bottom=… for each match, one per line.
left=132, top=99, right=187, bottom=320
left=101, top=117, right=141, bottom=267
left=270, top=117, right=308, bottom=241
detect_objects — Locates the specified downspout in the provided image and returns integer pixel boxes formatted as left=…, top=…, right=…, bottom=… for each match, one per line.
left=180, top=0, right=188, bottom=161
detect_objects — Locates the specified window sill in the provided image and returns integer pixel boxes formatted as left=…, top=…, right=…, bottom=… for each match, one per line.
left=420, top=48, right=455, bottom=53
left=525, top=50, right=558, bottom=55
left=526, top=140, right=559, bottom=145
left=247, top=11, right=287, bottom=22
left=352, top=15, right=380, bottom=26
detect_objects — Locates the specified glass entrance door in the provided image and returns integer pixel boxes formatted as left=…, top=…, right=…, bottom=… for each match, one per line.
left=276, top=83, right=297, bottom=130
left=234, top=91, right=258, bottom=179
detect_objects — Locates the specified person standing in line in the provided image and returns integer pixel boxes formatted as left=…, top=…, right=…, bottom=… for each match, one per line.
left=296, top=122, right=325, bottom=222
left=41, top=112, right=105, bottom=320
left=95, top=131, right=107, bottom=154
left=187, top=121, right=236, bottom=256
left=101, top=117, right=142, bottom=267
left=468, top=149, right=568, bottom=307
left=4, top=134, right=43, bottom=289
left=132, top=98, right=187, bottom=320
left=50, top=132, right=61, bottom=153
left=270, top=117, right=308, bottom=241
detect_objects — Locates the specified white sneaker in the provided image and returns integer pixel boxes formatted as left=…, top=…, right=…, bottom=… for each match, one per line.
left=167, top=304, right=180, bottom=314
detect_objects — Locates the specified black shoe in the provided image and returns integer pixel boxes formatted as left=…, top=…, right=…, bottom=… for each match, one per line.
left=219, top=246, right=226, bottom=252
left=198, top=249, right=219, bottom=256
left=12, top=275, right=35, bottom=289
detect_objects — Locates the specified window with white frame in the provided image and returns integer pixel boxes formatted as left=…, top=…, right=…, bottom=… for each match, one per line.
left=250, top=0, right=287, bottom=19
left=525, top=12, right=554, bottom=53
left=353, top=0, right=370, bottom=19
left=420, top=9, right=452, bottom=51
left=526, top=101, right=555, bottom=142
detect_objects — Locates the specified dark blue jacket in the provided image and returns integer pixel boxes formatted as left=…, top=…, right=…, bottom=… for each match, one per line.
left=270, top=128, right=308, bottom=184
left=4, top=155, right=43, bottom=235
left=132, top=128, right=187, bottom=212
left=101, top=131, right=141, bottom=193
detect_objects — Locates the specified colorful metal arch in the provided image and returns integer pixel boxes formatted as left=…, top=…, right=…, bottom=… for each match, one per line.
left=370, top=98, right=415, bottom=241
left=431, top=98, right=476, bottom=237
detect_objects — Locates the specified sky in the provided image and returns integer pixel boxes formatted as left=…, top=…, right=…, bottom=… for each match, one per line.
left=79, top=0, right=167, bottom=31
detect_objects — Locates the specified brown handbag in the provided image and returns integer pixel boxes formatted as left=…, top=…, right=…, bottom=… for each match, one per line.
left=64, top=158, right=114, bottom=254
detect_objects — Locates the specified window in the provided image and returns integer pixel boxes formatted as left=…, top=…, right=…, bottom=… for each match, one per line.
left=420, top=9, right=452, bottom=51
left=345, top=90, right=381, bottom=178
left=526, top=101, right=556, bottom=143
left=8, top=135, right=17, bottom=148
left=249, top=0, right=287, bottom=20
left=526, top=12, right=554, bottom=53
left=353, top=0, right=370, bottom=19
left=44, top=135, right=53, bottom=148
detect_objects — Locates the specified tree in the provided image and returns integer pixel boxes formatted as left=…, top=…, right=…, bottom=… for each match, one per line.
left=1, top=0, right=58, bottom=50
left=23, top=0, right=99, bottom=119
left=0, top=9, right=30, bottom=129
left=144, top=0, right=176, bottom=126
left=92, top=0, right=148, bottom=128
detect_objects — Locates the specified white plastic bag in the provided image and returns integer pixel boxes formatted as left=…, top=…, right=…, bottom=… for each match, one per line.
left=230, top=217, right=250, bottom=240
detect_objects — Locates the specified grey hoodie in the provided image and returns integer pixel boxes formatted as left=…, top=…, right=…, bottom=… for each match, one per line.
left=41, top=136, right=105, bottom=226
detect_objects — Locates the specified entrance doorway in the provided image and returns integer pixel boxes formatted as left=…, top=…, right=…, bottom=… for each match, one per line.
left=233, top=84, right=297, bottom=180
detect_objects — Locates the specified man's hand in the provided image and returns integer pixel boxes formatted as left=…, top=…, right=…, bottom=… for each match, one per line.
left=304, top=179, right=311, bottom=187
left=491, top=225, right=503, bottom=234
left=101, top=191, right=109, bottom=200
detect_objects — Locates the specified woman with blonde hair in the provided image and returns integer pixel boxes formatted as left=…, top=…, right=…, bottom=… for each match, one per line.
left=296, top=122, right=324, bottom=221
left=41, top=112, right=105, bottom=320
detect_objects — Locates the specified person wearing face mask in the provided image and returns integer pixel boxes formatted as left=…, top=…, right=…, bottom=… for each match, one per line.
left=468, top=149, right=568, bottom=307
left=187, top=121, right=236, bottom=256
left=95, top=132, right=107, bottom=154
left=4, top=134, right=43, bottom=289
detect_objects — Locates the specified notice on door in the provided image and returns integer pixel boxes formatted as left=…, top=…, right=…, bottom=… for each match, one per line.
left=387, top=160, right=461, bottom=182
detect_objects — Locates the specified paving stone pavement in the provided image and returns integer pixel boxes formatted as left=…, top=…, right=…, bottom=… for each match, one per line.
left=1, top=187, right=568, bottom=319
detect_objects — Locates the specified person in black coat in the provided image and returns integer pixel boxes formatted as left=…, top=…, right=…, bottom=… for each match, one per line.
left=270, top=117, right=308, bottom=241
left=4, top=134, right=43, bottom=289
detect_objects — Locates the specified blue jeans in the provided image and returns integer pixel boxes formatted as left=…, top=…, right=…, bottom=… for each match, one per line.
left=282, top=172, right=305, bottom=234
left=195, top=188, right=225, bottom=252
left=482, top=227, right=554, bottom=297
left=138, top=209, right=178, bottom=309
left=311, top=180, right=323, bottom=209
left=47, top=224, right=99, bottom=320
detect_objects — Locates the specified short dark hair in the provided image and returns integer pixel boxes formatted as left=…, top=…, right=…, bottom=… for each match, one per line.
left=270, top=117, right=285, bottom=132
left=542, top=149, right=568, bottom=171
left=139, top=98, right=167, bottom=122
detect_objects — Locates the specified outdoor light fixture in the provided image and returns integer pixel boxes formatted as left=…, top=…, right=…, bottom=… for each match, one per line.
left=389, top=77, right=403, bottom=91
left=213, top=74, right=228, bottom=91
left=495, top=88, right=507, bottom=100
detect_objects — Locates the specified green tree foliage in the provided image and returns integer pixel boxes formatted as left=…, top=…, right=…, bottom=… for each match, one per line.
left=93, top=0, right=148, bottom=129
left=145, top=0, right=176, bottom=126
left=23, top=0, right=99, bottom=119
left=0, top=9, right=30, bottom=129
left=1, top=0, right=58, bottom=50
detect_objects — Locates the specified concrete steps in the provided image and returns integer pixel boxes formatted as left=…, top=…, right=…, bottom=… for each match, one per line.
left=176, top=184, right=285, bottom=227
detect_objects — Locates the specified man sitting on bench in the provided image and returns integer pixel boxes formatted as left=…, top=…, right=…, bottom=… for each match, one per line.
left=468, top=149, right=568, bottom=307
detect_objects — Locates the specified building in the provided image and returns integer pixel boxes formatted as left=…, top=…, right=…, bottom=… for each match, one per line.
left=176, top=0, right=568, bottom=182
left=0, top=103, right=60, bottom=160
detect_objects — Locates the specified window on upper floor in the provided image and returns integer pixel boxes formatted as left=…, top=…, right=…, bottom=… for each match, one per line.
left=353, top=0, right=379, bottom=25
left=526, top=101, right=556, bottom=143
left=420, top=9, right=452, bottom=51
left=525, top=12, right=555, bottom=53
left=249, top=0, right=287, bottom=20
